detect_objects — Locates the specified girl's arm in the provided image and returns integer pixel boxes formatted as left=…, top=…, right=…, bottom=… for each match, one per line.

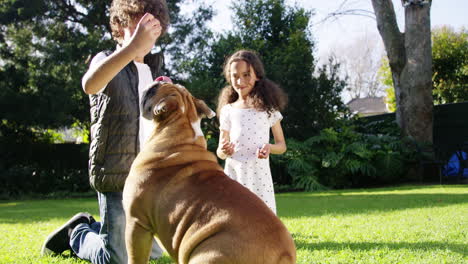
left=217, top=130, right=235, bottom=160
left=270, top=120, right=287, bottom=154
left=257, top=120, right=287, bottom=158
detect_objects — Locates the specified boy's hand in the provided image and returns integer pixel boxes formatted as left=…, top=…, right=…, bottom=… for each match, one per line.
left=221, top=140, right=235, bottom=157
left=129, top=13, right=162, bottom=59
left=256, top=144, right=271, bottom=159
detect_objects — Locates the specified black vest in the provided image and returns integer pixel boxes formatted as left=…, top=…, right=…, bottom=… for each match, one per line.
left=88, top=51, right=163, bottom=192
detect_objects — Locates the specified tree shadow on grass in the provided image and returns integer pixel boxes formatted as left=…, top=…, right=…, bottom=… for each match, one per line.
left=1, top=185, right=467, bottom=223
left=292, top=233, right=467, bottom=257
left=277, top=186, right=468, bottom=218
left=0, top=197, right=99, bottom=224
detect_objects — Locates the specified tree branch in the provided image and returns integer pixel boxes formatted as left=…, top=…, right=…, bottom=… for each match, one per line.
left=314, top=0, right=376, bottom=26
left=371, top=0, right=406, bottom=74
left=56, top=0, right=87, bottom=24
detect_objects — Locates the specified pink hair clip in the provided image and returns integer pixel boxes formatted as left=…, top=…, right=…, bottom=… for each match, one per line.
left=155, top=76, right=173, bottom=83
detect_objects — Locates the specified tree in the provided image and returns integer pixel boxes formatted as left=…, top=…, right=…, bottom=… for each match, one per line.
left=378, top=57, right=397, bottom=112
left=379, top=25, right=468, bottom=108
left=0, top=0, right=213, bottom=141
left=371, top=0, right=434, bottom=143
left=331, top=33, right=385, bottom=100
left=432, top=25, right=468, bottom=104
left=0, top=1, right=111, bottom=138
left=159, top=2, right=215, bottom=81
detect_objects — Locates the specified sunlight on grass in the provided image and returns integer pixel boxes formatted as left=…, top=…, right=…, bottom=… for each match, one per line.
left=0, top=185, right=466, bottom=264
left=278, top=185, right=468, bottom=264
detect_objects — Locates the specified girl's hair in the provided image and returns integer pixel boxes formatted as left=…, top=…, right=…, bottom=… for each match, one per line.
left=109, top=0, right=170, bottom=44
left=217, top=50, right=288, bottom=117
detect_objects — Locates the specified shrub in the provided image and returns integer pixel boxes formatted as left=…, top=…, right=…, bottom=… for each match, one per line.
left=0, top=139, right=90, bottom=199
left=272, top=122, right=416, bottom=191
left=0, top=164, right=90, bottom=199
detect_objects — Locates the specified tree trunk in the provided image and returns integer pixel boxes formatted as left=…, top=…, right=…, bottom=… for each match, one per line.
left=371, top=0, right=433, bottom=143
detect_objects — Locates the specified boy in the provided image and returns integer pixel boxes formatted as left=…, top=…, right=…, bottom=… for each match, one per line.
left=41, top=0, right=170, bottom=263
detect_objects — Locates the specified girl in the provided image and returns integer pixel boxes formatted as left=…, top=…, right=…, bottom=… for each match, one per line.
left=216, top=49, right=288, bottom=214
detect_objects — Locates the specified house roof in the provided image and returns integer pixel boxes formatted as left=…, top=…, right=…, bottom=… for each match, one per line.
left=346, top=97, right=389, bottom=115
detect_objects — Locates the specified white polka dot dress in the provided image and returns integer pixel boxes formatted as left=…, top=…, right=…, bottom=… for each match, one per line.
left=219, top=104, right=283, bottom=214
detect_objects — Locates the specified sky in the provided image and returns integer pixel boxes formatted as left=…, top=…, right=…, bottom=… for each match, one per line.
left=200, top=0, right=468, bottom=63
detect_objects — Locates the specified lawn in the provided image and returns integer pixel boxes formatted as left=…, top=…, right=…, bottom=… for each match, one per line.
left=0, top=185, right=466, bottom=264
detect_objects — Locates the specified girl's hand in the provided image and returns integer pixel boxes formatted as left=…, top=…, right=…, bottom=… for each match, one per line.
left=221, top=140, right=235, bottom=156
left=256, top=144, right=271, bottom=159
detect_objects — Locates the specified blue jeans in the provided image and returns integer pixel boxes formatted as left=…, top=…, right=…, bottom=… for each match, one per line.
left=70, top=192, right=163, bottom=264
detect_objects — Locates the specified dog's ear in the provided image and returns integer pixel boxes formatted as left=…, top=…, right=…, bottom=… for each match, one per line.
left=153, top=98, right=177, bottom=118
left=194, top=98, right=216, bottom=119
left=153, top=101, right=167, bottom=117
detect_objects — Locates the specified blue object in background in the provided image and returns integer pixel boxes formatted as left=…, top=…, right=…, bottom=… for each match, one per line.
left=442, top=151, right=468, bottom=178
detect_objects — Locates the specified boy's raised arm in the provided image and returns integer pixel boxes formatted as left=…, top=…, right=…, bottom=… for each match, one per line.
left=82, top=46, right=137, bottom=95
left=82, top=13, right=161, bottom=95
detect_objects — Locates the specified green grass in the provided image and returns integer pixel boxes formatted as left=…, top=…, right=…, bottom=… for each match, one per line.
left=0, top=185, right=467, bottom=264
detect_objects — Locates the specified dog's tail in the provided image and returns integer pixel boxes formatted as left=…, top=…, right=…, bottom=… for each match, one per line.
left=277, top=251, right=296, bottom=264
left=276, top=231, right=296, bottom=264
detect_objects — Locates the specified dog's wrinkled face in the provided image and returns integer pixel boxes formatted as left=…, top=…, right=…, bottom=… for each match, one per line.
left=141, top=82, right=215, bottom=125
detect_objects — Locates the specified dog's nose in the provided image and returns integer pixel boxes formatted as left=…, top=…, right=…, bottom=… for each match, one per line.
left=155, top=76, right=173, bottom=83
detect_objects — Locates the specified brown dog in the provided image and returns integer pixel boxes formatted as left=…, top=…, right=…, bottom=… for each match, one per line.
left=122, top=82, right=296, bottom=264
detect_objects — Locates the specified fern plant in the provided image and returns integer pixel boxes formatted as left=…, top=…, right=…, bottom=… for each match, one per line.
left=272, top=123, right=415, bottom=191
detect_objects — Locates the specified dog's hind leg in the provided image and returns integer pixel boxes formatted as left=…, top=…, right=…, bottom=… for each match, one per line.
left=125, top=220, right=153, bottom=264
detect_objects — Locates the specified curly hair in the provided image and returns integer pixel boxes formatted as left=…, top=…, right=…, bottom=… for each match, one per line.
left=109, top=0, right=170, bottom=43
left=217, top=49, right=288, bottom=117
